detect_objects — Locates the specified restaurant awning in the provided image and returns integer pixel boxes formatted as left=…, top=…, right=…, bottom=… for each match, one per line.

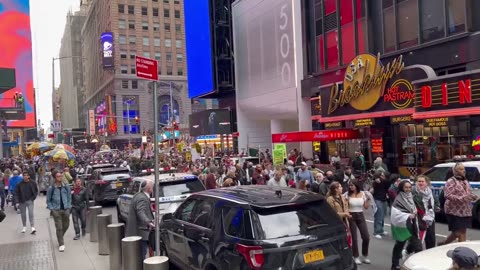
left=272, top=129, right=359, bottom=143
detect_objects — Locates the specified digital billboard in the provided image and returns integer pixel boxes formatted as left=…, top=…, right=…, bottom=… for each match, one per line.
left=184, top=0, right=215, bottom=98
left=0, top=0, right=35, bottom=127
left=189, top=109, right=232, bottom=136
left=101, top=32, right=114, bottom=68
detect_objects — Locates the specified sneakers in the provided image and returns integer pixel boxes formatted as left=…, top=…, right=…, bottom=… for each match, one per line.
left=354, top=257, right=362, bottom=265
left=381, top=231, right=389, bottom=236
left=81, top=229, right=86, bottom=236
left=402, top=249, right=409, bottom=261
left=73, top=235, right=80, bottom=240
left=361, top=256, right=371, bottom=264
left=374, top=234, right=382, bottom=239
left=21, top=227, right=26, bottom=233
left=31, top=227, right=36, bottom=235
left=59, top=245, right=65, bottom=252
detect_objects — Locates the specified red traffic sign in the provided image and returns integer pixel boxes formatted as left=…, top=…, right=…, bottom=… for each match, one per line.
left=135, top=56, right=158, bottom=81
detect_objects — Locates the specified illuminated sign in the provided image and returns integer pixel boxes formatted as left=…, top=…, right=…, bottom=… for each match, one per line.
left=472, top=135, right=480, bottom=151
left=421, top=79, right=471, bottom=108
left=424, top=117, right=450, bottom=127
left=324, top=121, right=343, bottom=129
left=354, top=118, right=375, bottom=128
left=101, top=32, right=114, bottom=68
left=272, top=130, right=359, bottom=143
left=384, top=79, right=415, bottom=109
left=371, top=138, right=383, bottom=153
left=391, top=115, right=414, bottom=124
left=327, top=53, right=404, bottom=115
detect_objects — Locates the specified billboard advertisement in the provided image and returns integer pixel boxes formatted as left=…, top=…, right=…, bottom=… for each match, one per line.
left=184, top=0, right=215, bottom=98
left=101, top=32, right=114, bottom=68
left=0, top=0, right=35, bottom=127
left=189, top=109, right=232, bottom=136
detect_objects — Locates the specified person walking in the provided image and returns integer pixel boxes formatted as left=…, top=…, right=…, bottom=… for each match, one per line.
left=441, top=163, right=478, bottom=245
left=346, top=179, right=371, bottom=265
left=372, top=171, right=390, bottom=239
left=15, top=171, right=38, bottom=234
left=9, top=170, right=22, bottom=212
left=326, top=182, right=351, bottom=246
left=412, top=175, right=437, bottom=249
left=390, top=180, right=423, bottom=270
left=126, top=179, right=155, bottom=261
left=71, top=178, right=87, bottom=240
left=47, top=171, right=72, bottom=252
left=0, top=171, right=5, bottom=211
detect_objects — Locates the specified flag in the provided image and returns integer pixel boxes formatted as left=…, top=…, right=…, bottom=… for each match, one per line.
left=390, top=207, right=412, bottom=242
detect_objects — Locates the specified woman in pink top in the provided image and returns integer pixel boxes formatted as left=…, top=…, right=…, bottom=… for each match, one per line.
left=441, top=163, right=479, bottom=244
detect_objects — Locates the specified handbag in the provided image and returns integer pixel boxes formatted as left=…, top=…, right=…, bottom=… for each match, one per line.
left=0, top=210, right=5, bottom=223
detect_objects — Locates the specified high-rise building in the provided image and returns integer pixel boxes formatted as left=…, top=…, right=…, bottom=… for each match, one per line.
left=81, top=0, right=189, bottom=146
left=57, top=6, right=88, bottom=129
left=52, top=87, right=60, bottom=122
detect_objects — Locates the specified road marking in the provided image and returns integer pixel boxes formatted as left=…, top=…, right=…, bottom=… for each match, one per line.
left=365, top=219, right=448, bottom=238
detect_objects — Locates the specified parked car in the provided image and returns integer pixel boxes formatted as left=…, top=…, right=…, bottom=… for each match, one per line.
left=402, top=241, right=480, bottom=270
left=116, top=173, right=205, bottom=223
left=87, top=167, right=131, bottom=204
left=80, top=163, right=115, bottom=181
left=160, top=186, right=356, bottom=270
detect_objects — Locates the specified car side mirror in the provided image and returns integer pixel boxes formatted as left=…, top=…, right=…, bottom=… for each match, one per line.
left=162, top=213, right=173, bottom=222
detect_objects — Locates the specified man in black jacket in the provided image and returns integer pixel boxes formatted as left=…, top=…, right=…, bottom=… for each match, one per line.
left=15, top=171, right=38, bottom=234
left=71, top=178, right=88, bottom=240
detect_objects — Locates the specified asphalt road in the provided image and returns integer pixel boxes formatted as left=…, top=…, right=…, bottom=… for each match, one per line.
left=100, top=204, right=480, bottom=270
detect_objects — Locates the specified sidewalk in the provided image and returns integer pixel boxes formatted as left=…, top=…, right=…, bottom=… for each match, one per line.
left=0, top=195, right=108, bottom=270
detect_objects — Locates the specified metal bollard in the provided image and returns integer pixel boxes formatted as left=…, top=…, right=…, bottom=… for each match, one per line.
left=144, top=256, right=169, bottom=270
left=122, top=236, right=142, bottom=270
left=89, top=206, right=102, bottom=242
left=107, top=223, right=125, bottom=270
left=97, top=213, right=112, bottom=255
left=85, top=200, right=96, bottom=233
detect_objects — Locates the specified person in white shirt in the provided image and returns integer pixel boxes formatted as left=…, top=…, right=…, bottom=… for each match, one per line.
left=267, top=171, right=287, bottom=187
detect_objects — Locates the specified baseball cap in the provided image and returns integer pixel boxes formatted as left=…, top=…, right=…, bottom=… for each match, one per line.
left=301, top=162, right=307, bottom=166
left=447, top=247, right=479, bottom=268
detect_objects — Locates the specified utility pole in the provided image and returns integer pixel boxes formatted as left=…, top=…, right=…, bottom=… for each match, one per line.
left=153, top=82, right=160, bottom=256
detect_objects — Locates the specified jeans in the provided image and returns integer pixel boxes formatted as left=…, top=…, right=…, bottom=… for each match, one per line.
left=19, top=200, right=34, bottom=227
left=52, top=209, right=70, bottom=246
left=391, top=236, right=423, bottom=268
left=141, top=240, right=149, bottom=261
left=349, top=212, right=370, bottom=257
left=374, top=200, right=387, bottom=235
left=71, top=207, right=86, bottom=236
left=0, top=187, right=4, bottom=209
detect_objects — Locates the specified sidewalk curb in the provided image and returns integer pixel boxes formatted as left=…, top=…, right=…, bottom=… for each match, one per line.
left=46, top=216, right=59, bottom=270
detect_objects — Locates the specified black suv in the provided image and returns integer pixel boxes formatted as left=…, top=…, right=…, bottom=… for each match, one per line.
left=160, top=186, right=355, bottom=270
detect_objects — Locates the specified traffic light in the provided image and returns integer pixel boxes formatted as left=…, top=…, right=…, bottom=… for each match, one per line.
left=173, top=122, right=179, bottom=130
left=135, top=116, right=139, bottom=124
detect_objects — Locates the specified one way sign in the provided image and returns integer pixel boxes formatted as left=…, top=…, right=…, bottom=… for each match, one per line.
left=50, top=121, right=62, bottom=132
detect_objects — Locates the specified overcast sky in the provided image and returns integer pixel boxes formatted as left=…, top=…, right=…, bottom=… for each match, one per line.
left=30, top=0, right=79, bottom=128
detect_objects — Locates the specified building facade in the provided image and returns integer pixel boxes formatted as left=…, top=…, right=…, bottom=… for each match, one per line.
left=300, top=0, right=480, bottom=177
left=58, top=7, right=88, bottom=129
left=52, top=87, right=60, bottom=122
left=81, top=0, right=189, bottom=146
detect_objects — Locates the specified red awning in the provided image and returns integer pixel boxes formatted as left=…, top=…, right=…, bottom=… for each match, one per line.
left=413, top=107, right=480, bottom=119
left=272, top=129, right=359, bottom=143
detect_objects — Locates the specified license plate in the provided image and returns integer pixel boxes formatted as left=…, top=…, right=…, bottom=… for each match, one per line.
left=116, top=182, right=123, bottom=188
left=110, top=183, right=117, bottom=189
left=303, top=250, right=324, bottom=264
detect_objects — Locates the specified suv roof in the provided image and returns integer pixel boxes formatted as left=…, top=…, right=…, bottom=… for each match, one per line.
left=434, top=161, right=480, bottom=167
left=136, top=173, right=198, bottom=184
left=198, top=185, right=322, bottom=208
left=96, top=167, right=129, bottom=173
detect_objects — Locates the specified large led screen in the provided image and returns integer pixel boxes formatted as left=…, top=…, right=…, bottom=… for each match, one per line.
left=0, top=0, right=35, bottom=127
left=184, top=0, right=215, bottom=98
left=189, top=109, right=232, bottom=136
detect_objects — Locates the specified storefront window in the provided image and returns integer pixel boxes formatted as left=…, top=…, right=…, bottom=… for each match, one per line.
left=383, top=0, right=396, bottom=53
left=420, top=0, right=445, bottom=42
left=447, top=0, right=466, bottom=35
left=397, top=0, right=419, bottom=49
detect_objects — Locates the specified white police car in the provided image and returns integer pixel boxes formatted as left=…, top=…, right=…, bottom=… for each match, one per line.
left=116, top=172, right=206, bottom=223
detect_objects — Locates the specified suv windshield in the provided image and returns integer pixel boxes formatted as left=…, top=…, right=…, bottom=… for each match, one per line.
left=158, top=178, right=205, bottom=197
left=250, top=200, right=341, bottom=240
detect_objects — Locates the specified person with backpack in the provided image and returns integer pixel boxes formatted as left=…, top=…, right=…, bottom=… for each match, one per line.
left=47, top=171, right=72, bottom=252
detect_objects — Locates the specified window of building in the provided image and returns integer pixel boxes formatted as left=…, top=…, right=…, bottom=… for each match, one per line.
left=164, top=0, right=169, bottom=3
left=153, top=23, right=160, bottom=31
left=122, top=96, right=140, bottom=134
left=155, top=53, right=161, bottom=61
left=154, top=38, right=161, bottom=46
left=164, top=9, right=170, bottom=18
left=129, top=36, right=136, bottom=44
left=142, top=22, right=149, bottom=30
left=153, top=0, right=158, bottom=2
left=174, top=0, right=180, bottom=4
left=153, top=8, right=159, bottom=17
left=120, top=51, right=127, bottom=59
left=165, top=23, right=170, bottom=31
left=131, top=80, right=138, bottom=89
left=383, top=0, right=396, bottom=52
left=175, top=24, right=181, bottom=32
left=118, top=4, right=125, bottom=13
left=420, top=0, right=445, bottom=42
left=167, top=67, right=173, bottom=75
left=325, top=0, right=338, bottom=68
left=128, top=20, right=135, bottom=29
left=158, top=66, right=162, bottom=75
left=143, top=52, right=151, bottom=58
left=176, top=53, right=183, bottom=62
left=120, top=65, right=128, bottom=74
left=143, top=37, right=150, bottom=46
left=174, top=10, right=180, bottom=19
left=339, top=0, right=354, bottom=63
left=166, top=52, right=172, bottom=61
left=122, top=80, right=129, bottom=88
left=447, top=0, right=466, bottom=35
left=119, top=35, right=126, bottom=44
left=397, top=0, right=419, bottom=49
left=131, top=67, right=136, bottom=74
left=142, top=6, right=148, bottom=16
left=119, top=20, right=126, bottom=29
left=177, top=68, right=183, bottom=76
left=130, top=53, right=136, bottom=59
left=128, top=5, right=134, bottom=14
left=175, top=40, right=182, bottom=48
left=165, top=39, right=171, bottom=47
